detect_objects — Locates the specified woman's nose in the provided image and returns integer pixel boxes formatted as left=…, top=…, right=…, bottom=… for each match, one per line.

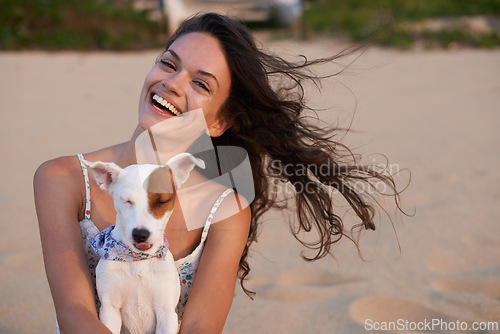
left=162, top=71, right=187, bottom=97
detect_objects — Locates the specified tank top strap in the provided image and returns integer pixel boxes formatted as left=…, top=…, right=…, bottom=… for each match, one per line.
left=200, top=188, right=234, bottom=242
left=76, top=154, right=91, bottom=220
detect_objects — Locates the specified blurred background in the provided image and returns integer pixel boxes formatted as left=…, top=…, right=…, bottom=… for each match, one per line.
left=1, top=1, right=500, bottom=333
left=2, top=0, right=500, bottom=50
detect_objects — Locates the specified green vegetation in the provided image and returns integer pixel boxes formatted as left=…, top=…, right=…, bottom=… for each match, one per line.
left=302, top=0, right=500, bottom=48
left=2, top=0, right=500, bottom=50
left=1, top=0, right=166, bottom=50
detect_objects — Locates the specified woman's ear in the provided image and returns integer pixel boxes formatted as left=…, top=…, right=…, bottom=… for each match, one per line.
left=207, top=117, right=232, bottom=137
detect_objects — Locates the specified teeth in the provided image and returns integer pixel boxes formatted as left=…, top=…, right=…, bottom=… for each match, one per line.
left=152, top=94, right=180, bottom=116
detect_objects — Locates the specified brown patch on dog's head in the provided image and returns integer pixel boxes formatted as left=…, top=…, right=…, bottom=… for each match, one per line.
left=147, top=191, right=176, bottom=219
left=146, top=166, right=176, bottom=219
left=145, top=165, right=175, bottom=194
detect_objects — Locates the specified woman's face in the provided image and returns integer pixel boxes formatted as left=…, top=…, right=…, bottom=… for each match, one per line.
left=138, top=32, right=231, bottom=136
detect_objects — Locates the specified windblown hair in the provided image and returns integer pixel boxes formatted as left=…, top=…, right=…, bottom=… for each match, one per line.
left=166, top=13, right=406, bottom=297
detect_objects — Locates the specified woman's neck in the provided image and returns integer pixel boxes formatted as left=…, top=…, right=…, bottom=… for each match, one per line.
left=118, top=122, right=210, bottom=168
left=109, top=125, right=144, bottom=168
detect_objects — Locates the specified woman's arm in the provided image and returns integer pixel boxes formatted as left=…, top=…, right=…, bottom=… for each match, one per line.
left=179, top=193, right=251, bottom=334
left=34, top=157, right=111, bottom=334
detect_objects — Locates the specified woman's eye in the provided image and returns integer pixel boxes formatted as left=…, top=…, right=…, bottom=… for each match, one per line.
left=194, top=81, right=209, bottom=92
left=160, top=60, right=176, bottom=70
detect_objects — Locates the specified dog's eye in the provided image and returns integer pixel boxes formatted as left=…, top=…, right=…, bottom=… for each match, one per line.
left=156, top=199, right=171, bottom=207
left=121, top=198, right=134, bottom=206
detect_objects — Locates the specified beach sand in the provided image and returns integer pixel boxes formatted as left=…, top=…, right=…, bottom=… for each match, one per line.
left=0, top=39, right=499, bottom=333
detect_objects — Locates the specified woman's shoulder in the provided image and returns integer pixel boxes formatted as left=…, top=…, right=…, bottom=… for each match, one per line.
left=33, top=155, right=88, bottom=222
left=35, top=155, right=80, bottom=179
left=34, top=143, right=125, bottom=181
left=210, top=189, right=251, bottom=230
left=34, top=155, right=85, bottom=194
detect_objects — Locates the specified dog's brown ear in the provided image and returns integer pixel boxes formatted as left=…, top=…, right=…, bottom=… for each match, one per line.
left=167, top=153, right=205, bottom=189
left=84, top=161, right=124, bottom=191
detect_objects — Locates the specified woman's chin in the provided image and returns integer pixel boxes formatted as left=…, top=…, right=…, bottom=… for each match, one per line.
left=138, top=112, right=169, bottom=131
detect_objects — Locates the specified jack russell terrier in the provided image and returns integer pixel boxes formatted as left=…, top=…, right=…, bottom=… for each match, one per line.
left=85, top=152, right=205, bottom=334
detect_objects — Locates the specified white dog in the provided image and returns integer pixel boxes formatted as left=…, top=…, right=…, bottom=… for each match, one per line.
left=85, top=153, right=205, bottom=334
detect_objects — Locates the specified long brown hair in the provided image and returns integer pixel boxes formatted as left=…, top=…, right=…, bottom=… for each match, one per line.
left=166, top=13, right=407, bottom=298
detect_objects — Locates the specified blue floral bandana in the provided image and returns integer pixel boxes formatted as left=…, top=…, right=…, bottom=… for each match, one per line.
left=90, top=225, right=169, bottom=262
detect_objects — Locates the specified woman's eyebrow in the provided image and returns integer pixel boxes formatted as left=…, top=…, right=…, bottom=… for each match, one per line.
left=166, top=49, right=220, bottom=88
left=166, top=49, right=181, bottom=61
left=197, top=70, right=219, bottom=88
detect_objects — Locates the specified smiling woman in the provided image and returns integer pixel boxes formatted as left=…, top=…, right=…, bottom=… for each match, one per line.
left=138, top=31, right=232, bottom=136
left=34, top=12, right=406, bottom=334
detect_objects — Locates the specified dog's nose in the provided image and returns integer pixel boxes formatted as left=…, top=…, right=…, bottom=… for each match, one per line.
left=132, top=228, right=150, bottom=243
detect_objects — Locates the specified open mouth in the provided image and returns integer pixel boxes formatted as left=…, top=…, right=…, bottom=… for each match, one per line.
left=134, top=242, right=153, bottom=251
left=151, top=93, right=181, bottom=116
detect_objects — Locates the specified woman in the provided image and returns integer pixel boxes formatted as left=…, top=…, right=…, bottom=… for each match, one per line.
left=34, top=13, right=403, bottom=333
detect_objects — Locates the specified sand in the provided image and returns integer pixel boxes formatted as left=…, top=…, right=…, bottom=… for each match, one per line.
left=1, top=38, right=499, bottom=333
